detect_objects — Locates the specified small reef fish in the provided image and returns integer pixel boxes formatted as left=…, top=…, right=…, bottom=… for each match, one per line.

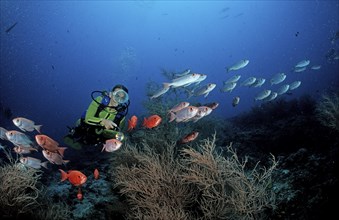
left=189, top=106, right=212, bottom=122
left=289, top=81, right=301, bottom=90
left=221, top=82, right=237, bottom=92
left=293, top=66, right=307, bottom=72
left=277, top=84, right=290, bottom=95
left=169, top=102, right=190, bottom=113
left=42, top=149, right=70, bottom=165
left=169, top=106, right=199, bottom=123
left=6, top=130, right=33, bottom=147
left=143, top=115, right=162, bottom=129
left=264, top=92, right=278, bottom=102
left=102, top=138, right=122, bottom=152
left=241, top=77, right=257, bottom=87
left=164, top=73, right=202, bottom=88
left=150, top=83, right=170, bottom=99
left=203, top=102, right=219, bottom=110
left=0, top=127, right=8, bottom=140
left=232, top=97, right=240, bottom=107
left=224, top=75, right=241, bottom=84
left=179, top=131, right=199, bottom=144
left=188, top=83, right=216, bottom=98
left=77, top=187, right=83, bottom=200
left=35, top=134, right=67, bottom=157
left=270, top=73, right=286, bottom=85
left=194, top=74, right=207, bottom=85
left=20, top=156, right=48, bottom=169
left=311, top=65, right=321, bottom=70
left=295, top=59, right=310, bottom=68
left=127, top=115, right=138, bottom=131
left=174, top=69, right=191, bottom=78
left=13, top=146, right=38, bottom=154
left=251, top=78, right=266, bottom=88
left=94, top=169, right=99, bottom=180
left=255, top=90, right=272, bottom=101
left=226, top=59, right=249, bottom=73
left=59, top=169, right=87, bottom=187
left=12, top=117, right=42, bottom=133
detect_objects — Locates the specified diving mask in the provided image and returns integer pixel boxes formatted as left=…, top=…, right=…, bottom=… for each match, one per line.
left=115, top=132, right=124, bottom=141
left=112, top=89, right=129, bottom=104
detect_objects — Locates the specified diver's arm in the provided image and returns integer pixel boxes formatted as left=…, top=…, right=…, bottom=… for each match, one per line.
left=84, top=97, right=103, bottom=125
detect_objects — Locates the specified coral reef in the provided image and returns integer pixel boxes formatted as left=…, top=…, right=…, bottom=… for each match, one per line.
left=315, top=92, right=339, bottom=131
left=111, top=134, right=277, bottom=219
left=0, top=148, right=44, bottom=218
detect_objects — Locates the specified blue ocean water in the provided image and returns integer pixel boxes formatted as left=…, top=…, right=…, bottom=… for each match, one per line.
left=1, top=1, right=338, bottom=141
left=1, top=1, right=339, bottom=219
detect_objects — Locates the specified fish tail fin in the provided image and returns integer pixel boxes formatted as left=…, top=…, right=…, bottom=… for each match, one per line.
left=58, top=147, right=67, bottom=157
left=168, top=112, right=176, bottom=122
left=59, top=169, right=68, bottom=182
left=142, top=118, right=147, bottom=127
left=63, top=160, right=70, bottom=166
left=163, top=83, right=170, bottom=89
left=41, top=161, right=48, bottom=169
left=35, top=125, right=42, bottom=133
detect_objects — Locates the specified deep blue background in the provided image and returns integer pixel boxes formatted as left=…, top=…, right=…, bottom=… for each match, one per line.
left=1, top=1, right=339, bottom=143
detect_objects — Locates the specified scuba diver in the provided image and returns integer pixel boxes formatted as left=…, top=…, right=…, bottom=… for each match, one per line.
left=64, top=84, right=129, bottom=150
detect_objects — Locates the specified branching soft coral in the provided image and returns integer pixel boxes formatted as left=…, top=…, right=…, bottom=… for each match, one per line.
left=112, top=134, right=277, bottom=219
left=316, top=93, right=339, bottom=131
left=0, top=148, right=43, bottom=218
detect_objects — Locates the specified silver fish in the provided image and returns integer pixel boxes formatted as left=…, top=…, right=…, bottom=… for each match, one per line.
left=42, top=149, right=70, bottom=165
left=277, top=84, right=290, bottom=95
left=5, top=130, right=33, bottom=147
left=188, top=83, right=216, bottom=98
left=165, top=73, right=202, bottom=88
left=150, top=83, right=170, bottom=99
left=251, top=78, right=266, bottom=88
left=270, top=73, right=286, bottom=85
left=311, top=65, right=321, bottom=70
left=224, top=75, right=241, bottom=84
left=289, top=81, right=301, bottom=90
left=0, top=127, right=8, bottom=140
left=12, top=117, right=42, bottom=133
left=174, top=69, right=191, bottom=77
left=255, top=90, right=272, bottom=101
left=169, top=106, right=199, bottom=123
left=20, top=156, right=48, bottom=169
left=226, top=59, right=249, bottom=72
left=264, top=92, right=278, bottom=102
left=294, top=66, right=307, bottom=72
left=232, top=97, right=240, bottom=107
left=295, top=59, right=310, bottom=68
left=220, top=82, right=237, bottom=92
left=241, top=77, right=257, bottom=87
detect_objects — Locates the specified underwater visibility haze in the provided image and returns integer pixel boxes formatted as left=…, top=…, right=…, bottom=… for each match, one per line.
left=0, top=1, right=339, bottom=219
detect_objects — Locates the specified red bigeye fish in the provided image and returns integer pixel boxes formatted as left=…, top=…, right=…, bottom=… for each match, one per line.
left=59, top=169, right=87, bottom=187
left=77, top=187, right=83, bottom=200
left=35, top=134, right=67, bottom=157
left=94, top=168, right=99, bottom=180
left=127, top=115, right=138, bottom=132
left=142, top=115, right=162, bottom=129
left=179, top=131, right=199, bottom=144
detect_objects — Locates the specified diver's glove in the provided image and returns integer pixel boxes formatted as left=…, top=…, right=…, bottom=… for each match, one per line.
left=100, top=119, right=117, bottom=130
